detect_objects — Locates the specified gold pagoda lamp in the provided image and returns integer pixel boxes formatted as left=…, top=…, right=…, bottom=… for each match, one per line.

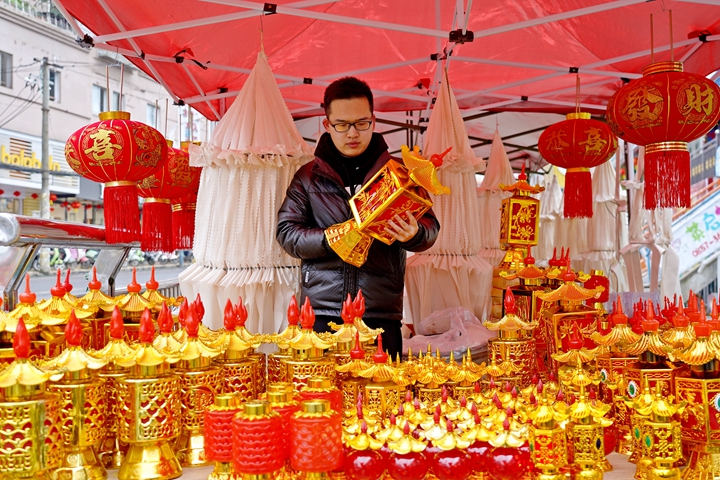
left=115, top=307, right=182, bottom=480
left=335, top=331, right=372, bottom=417
left=413, top=346, right=449, bottom=405
left=91, top=306, right=137, bottom=469
left=538, top=263, right=604, bottom=374
left=591, top=297, right=639, bottom=455
left=357, top=335, right=403, bottom=420
left=484, top=287, right=539, bottom=388
left=4, top=273, right=64, bottom=336
left=232, top=296, right=268, bottom=395
left=173, top=302, right=225, bottom=467
left=142, top=266, right=183, bottom=308
left=153, top=302, right=184, bottom=358
left=551, top=321, right=601, bottom=393
left=328, top=294, right=379, bottom=381
left=561, top=361, right=612, bottom=480
left=0, top=318, right=64, bottom=479
left=281, top=297, right=337, bottom=389
left=45, top=311, right=108, bottom=480
left=623, top=376, right=658, bottom=475
left=268, top=295, right=302, bottom=383
left=116, top=268, right=155, bottom=323
left=524, top=383, right=569, bottom=480
left=671, top=320, right=720, bottom=479
left=74, top=267, right=118, bottom=350
left=213, top=299, right=262, bottom=400
left=634, top=381, right=685, bottom=480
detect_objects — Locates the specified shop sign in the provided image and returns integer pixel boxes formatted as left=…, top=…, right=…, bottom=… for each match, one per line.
left=672, top=193, right=720, bottom=275
left=0, top=145, right=61, bottom=171
left=690, top=143, right=717, bottom=186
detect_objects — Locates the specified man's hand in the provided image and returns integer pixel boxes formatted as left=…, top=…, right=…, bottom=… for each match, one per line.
left=386, top=211, right=419, bottom=242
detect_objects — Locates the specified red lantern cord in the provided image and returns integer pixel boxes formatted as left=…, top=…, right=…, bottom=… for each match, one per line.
left=204, top=409, right=238, bottom=462
left=232, top=413, right=284, bottom=474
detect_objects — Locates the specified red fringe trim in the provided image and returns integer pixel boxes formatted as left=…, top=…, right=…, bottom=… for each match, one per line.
left=172, top=206, right=196, bottom=250
left=141, top=201, right=173, bottom=253
left=644, top=149, right=691, bottom=209
left=563, top=170, right=593, bottom=218
left=103, top=184, right=140, bottom=244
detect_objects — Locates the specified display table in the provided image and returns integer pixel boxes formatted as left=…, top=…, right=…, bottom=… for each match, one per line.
left=106, top=452, right=637, bottom=479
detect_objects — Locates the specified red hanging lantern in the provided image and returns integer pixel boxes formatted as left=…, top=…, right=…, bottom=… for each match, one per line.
left=71, top=201, right=81, bottom=211
left=13, top=191, right=21, bottom=197
left=538, top=112, right=618, bottom=218
left=609, top=62, right=720, bottom=209
left=136, top=141, right=201, bottom=253
left=85, top=204, right=93, bottom=210
left=0, top=189, right=4, bottom=195
left=31, top=193, right=38, bottom=199
left=65, top=111, right=168, bottom=243
left=61, top=201, right=69, bottom=207
left=169, top=141, right=201, bottom=251
left=49, top=193, right=57, bottom=202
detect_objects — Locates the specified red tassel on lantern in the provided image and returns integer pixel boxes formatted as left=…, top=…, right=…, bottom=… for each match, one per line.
left=172, top=192, right=197, bottom=250
left=563, top=167, right=593, bottom=218
left=141, top=199, right=173, bottom=252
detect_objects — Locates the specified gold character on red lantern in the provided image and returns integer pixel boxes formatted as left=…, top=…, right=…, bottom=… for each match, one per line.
left=580, top=126, right=609, bottom=154
left=545, top=130, right=569, bottom=150
left=680, top=83, right=715, bottom=117
left=620, top=85, right=663, bottom=124
left=83, top=128, right=122, bottom=165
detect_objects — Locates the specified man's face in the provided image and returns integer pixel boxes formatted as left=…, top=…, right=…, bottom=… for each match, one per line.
left=323, top=97, right=375, bottom=158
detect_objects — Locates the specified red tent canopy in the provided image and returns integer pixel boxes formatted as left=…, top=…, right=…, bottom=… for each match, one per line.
left=53, top=0, right=720, bottom=162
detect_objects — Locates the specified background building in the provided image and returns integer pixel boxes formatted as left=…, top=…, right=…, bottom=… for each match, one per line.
left=0, top=0, right=209, bottom=223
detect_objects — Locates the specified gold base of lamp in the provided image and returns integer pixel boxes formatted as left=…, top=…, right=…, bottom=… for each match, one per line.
left=118, top=441, right=183, bottom=480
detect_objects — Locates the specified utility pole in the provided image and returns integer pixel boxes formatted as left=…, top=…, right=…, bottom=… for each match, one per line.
left=40, top=56, right=49, bottom=221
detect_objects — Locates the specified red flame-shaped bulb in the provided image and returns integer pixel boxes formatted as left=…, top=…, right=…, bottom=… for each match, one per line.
left=300, top=297, right=315, bottom=329
left=353, top=290, right=365, bottom=318
left=146, top=266, right=159, bottom=291
left=178, top=299, right=188, bottom=327
left=235, top=298, right=248, bottom=327
left=287, top=295, right=300, bottom=326
left=372, top=335, right=388, bottom=364
left=341, top=294, right=354, bottom=324
left=127, top=268, right=141, bottom=293
left=19, top=274, right=36, bottom=304
left=65, top=310, right=83, bottom=347
left=138, top=307, right=155, bottom=343
left=50, top=268, right=66, bottom=297
left=567, top=322, right=584, bottom=350
left=223, top=299, right=237, bottom=330
left=110, top=306, right=124, bottom=340
left=63, top=269, right=73, bottom=293
left=88, top=266, right=102, bottom=291
left=503, top=287, right=516, bottom=314
left=185, top=303, right=199, bottom=338
left=350, top=331, right=365, bottom=360
left=157, top=302, right=173, bottom=334
left=194, top=293, right=205, bottom=322
left=13, top=318, right=30, bottom=359
left=643, top=301, right=659, bottom=332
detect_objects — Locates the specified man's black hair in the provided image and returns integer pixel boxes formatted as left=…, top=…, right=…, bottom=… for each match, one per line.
left=323, top=77, right=374, bottom=117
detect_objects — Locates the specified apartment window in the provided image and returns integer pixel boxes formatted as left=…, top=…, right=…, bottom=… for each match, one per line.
left=111, top=91, right=124, bottom=111
left=147, top=103, right=158, bottom=128
left=48, top=69, right=59, bottom=102
left=0, top=51, right=12, bottom=88
left=92, top=85, right=107, bottom=115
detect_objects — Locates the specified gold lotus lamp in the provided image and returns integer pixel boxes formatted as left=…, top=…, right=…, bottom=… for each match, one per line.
left=174, top=302, right=224, bottom=467
left=387, top=422, right=428, bottom=455
left=282, top=297, right=337, bottom=389
left=623, top=302, right=673, bottom=365
left=662, top=301, right=696, bottom=350
left=269, top=295, right=303, bottom=383
left=358, top=335, right=402, bottom=420
left=5, top=273, right=64, bottom=332
left=0, top=318, right=64, bottom=478
left=489, top=416, right=527, bottom=449
left=45, top=311, right=108, bottom=480
left=115, top=307, right=182, bottom=480
left=484, top=287, right=538, bottom=340
left=91, top=306, right=136, bottom=469
left=591, top=297, right=641, bottom=352
left=374, top=412, right=405, bottom=444
left=141, top=266, right=183, bottom=308
left=623, top=376, right=657, bottom=468
left=115, top=268, right=155, bottom=322
left=214, top=299, right=262, bottom=401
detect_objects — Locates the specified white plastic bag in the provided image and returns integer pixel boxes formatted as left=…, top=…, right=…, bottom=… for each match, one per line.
left=403, top=307, right=494, bottom=356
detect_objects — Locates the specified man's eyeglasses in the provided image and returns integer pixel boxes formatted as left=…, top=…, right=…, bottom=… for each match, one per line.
left=329, top=119, right=373, bottom=133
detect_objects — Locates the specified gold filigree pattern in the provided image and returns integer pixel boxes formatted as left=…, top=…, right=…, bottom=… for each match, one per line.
left=117, top=375, right=181, bottom=442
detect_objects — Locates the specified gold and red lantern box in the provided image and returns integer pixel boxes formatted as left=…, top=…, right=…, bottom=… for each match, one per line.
left=674, top=371, right=720, bottom=444
left=541, top=305, right=600, bottom=371
left=499, top=195, right=540, bottom=248
left=596, top=354, right=637, bottom=404
left=350, top=160, right=432, bottom=245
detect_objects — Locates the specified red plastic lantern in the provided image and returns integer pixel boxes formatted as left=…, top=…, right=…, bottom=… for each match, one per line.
left=609, top=61, right=720, bottom=209
left=65, top=111, right=168, bottom=243
left=136, top=141, right=201, bottom=253
left=538, top=112, right=617, bottom=218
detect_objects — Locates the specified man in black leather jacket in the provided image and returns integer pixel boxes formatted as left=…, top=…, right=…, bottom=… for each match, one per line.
left=276, top=77, right=440, bottom=357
